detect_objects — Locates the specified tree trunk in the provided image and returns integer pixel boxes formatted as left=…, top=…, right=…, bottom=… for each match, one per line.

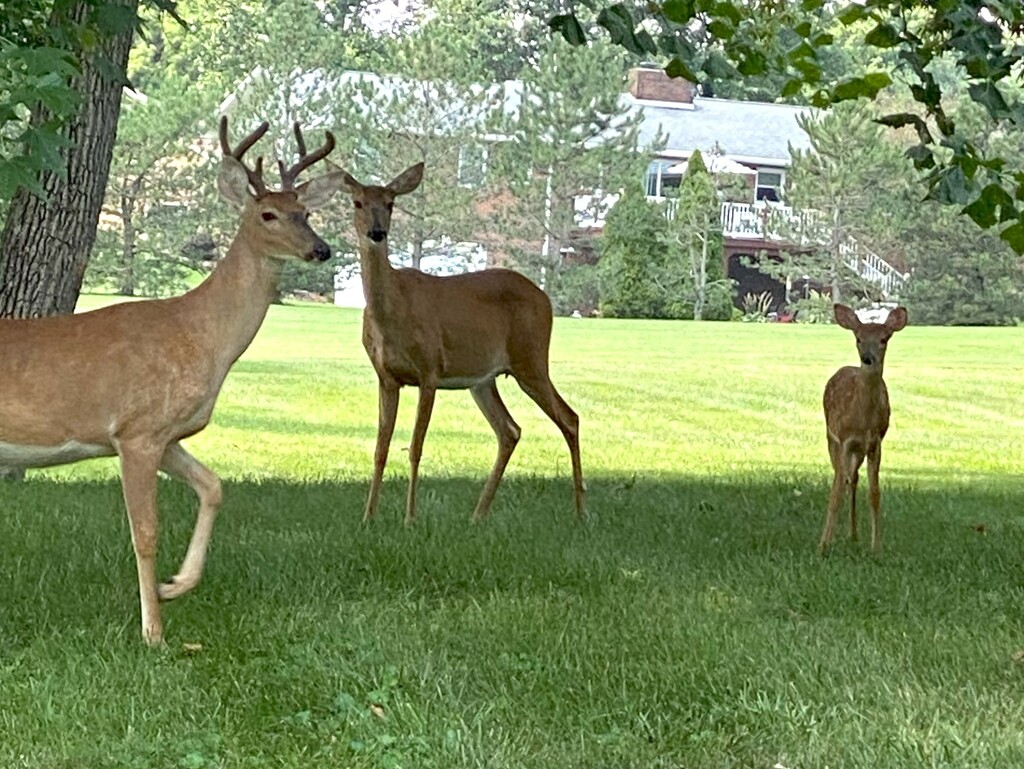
left=0, top=0, right=139, bottom=319
left=411, top=238, right=423, bottom=270
left=119, top=176, right=140, bottom=296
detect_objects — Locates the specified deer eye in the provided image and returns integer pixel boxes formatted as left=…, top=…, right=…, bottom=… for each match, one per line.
left=387, top=202, right=394, bottom=212
left=354, top=201, right=363, bottom=209
left=261, top=211, right=277, bottom=222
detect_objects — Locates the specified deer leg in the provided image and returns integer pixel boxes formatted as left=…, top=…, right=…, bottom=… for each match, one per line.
left=117, top=441, right=164, bottom=646
left=405, top=383, right=437, bottom=526
left=157, top=443, right=223, bottom=601
left=846, top=451, right=864, bottom=544
left=867, top=443, right=883, bottom=552
left=515, top=372, right=585, bottom=519
left=470, top=379, right=521, bottom=521
left=819, top=437, right=844, bottom=554
left=364, top=379, right=400, bottom=522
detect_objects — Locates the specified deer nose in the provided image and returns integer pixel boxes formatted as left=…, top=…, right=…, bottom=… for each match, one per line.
left=861, top=354, right=875, bottom=366
left=311, top=241, right=331, bottom=262
left=368, top=228, right=387, bottom=243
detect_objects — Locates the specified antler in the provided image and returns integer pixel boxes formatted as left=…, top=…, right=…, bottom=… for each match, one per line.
left=219, top=116, right=270, bottom=197
left=278, top=121, right=336, bottom=190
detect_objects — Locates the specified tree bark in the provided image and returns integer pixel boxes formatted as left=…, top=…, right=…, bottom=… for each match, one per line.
left=0, top=0, right=139, bottom=318
left=119, top=175, right=141, bottom=296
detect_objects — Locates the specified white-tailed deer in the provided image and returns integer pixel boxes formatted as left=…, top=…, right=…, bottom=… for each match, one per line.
left=335, top=162, right=585, bottom=524
left=0, top=118, right=342, bottom=645
left=819, top=303, right=908, bottom=553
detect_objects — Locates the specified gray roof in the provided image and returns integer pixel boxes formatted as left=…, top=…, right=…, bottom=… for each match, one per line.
left=624, top=94, right=814, bottom=166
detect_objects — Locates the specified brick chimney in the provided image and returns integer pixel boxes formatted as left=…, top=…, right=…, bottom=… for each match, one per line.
left=628, top=66, right=696, bottom=104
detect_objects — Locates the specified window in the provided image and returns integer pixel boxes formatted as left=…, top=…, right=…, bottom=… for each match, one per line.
left=457, top=144, right=488, bottom=188
left=755, top=169, right=784, bottom=202
left=644, top=159, right=674, bottom=197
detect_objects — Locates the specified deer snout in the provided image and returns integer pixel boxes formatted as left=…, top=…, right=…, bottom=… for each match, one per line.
left=861, top=353, right=875, bottom=366
left=368, top=228, right=387, bottom=243
left=308, top=241, right=331, bottom=262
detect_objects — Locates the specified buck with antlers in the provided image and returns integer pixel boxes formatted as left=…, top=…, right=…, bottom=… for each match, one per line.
left=0, top=118, right=342, bottom=645
left=335, top=162, right=585, bottom=525
left=819, top=303, right=908, bottom=554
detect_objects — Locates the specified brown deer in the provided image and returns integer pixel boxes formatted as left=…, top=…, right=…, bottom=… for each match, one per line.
left=819, top=303, right=908, bottom=553
left=334, top=162, right=585, bottom=525
left=0, top=118, right=342, bottom=645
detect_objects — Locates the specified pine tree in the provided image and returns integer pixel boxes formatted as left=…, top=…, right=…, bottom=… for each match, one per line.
left=599, top=182, right=669, bottom=318
left=758, top=101, right=913, bottom=307
left=490, top=36, right=644, bottom=295
left=663, top=151, right=731, bottom=320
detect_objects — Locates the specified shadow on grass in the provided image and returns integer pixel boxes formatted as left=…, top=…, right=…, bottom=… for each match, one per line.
left=0, top=473, right=1022, bottom=648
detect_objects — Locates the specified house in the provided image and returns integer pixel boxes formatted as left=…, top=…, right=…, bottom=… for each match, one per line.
left=575, top=65, right=906, bottom=310
left=219, top=65, right=906, bottom=310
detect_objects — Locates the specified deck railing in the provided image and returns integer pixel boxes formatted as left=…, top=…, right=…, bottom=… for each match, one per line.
left=670, top=199, right=907, bottom=298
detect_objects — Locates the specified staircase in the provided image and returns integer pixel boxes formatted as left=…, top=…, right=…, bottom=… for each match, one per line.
left=716, top=201, right=907, bottom=299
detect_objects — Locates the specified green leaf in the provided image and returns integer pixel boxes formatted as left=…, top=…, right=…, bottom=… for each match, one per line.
left=597, top=5, right=646, bottom=56
left=549, top=14, right=587, bottom=46
left=735, top=47, right=767, bottom=76
left=999, top=221, right=1024, bottom=254
left=905, top=143, right=935, bottom=170
left=836, top=4, right=869, bottom=25
left=831, top=72, right=891, bottom=102
left=661, top=0, right=696, bottom=24
left=706, top=20, right=734, bottom=40
left=962, top=184, right=1013, bottom=228
left=968, top=81, right=1011, bottom=119
left=665, top=57, right=698, bottom=82
left=934, top=165, right=972, bottom=206
left=781, top=78, right=803, bottom=98
left=712, top=1, right=742, bottom=26
left=864, top=22, right=900, bottom=48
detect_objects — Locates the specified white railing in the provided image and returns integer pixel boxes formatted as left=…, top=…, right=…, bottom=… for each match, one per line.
left=715, top=201, right=906, bottom=298
left=581, top=195, right=906, bottom=297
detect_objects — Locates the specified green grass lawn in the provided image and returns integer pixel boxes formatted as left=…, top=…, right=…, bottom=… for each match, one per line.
left=2, top=301, right=1023, bottom=768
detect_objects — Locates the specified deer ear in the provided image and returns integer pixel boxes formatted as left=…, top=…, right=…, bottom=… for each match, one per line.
left=217, top=156, right=253, bottom=208
left=833, top=303, right=860, bottom=330
left=331, top=164, right=363, bottom=196
left=387, top=162, right=424, bottom=195
left=885, top=306, right=908, bottom=332
left=296, top=171, right=344, bottom=211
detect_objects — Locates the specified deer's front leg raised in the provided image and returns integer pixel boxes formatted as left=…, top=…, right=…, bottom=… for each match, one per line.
left=157, top=442, right=223, bottom=601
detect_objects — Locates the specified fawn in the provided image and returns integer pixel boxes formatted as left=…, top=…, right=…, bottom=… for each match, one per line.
left=819, top=303, right=908, bottom=553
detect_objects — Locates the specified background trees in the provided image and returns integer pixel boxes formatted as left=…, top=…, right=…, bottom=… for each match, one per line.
left=489, top=35, right=644, bottom=295
left=662, top=151, right=731, bottom=321
left=552, top=2, right=1024, bottom=253
left=1, top=0, right=1022, bottom=324
left=0, top=0, right=140, bottom=317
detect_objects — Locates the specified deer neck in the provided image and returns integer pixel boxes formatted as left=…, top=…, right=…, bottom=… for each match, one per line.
left=186, top=236, right=282, bottom=365
left=358, top=238, right=396, bottom=317
left=857, top=362, right=886, bottom=406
